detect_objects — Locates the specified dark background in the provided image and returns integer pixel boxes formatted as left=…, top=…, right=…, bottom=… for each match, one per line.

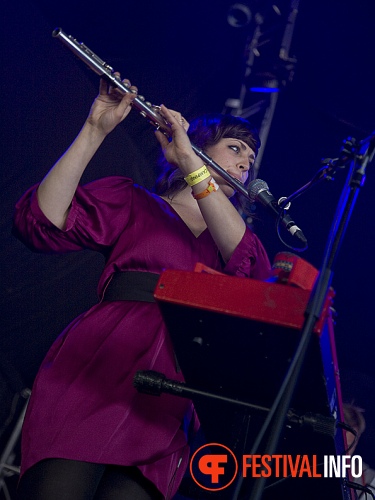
left=1, top=0, right=374, bottom=487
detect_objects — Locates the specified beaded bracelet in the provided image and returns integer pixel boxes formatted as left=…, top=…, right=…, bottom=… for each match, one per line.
left=184, top=165, right=210, bottom=186
left=192, top=178, right=220, bottom=200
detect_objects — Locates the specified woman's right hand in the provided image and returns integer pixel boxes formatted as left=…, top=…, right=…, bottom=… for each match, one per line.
left=86, top=74, right=138, bottom=136
left=36, top=74, right=138, bottom=229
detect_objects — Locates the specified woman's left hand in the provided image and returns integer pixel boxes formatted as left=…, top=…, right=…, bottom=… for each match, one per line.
left=154, top=105, right=199, bottom=173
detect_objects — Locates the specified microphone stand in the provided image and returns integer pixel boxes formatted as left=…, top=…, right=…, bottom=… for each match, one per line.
left=236, top=133, right=375, bottom=500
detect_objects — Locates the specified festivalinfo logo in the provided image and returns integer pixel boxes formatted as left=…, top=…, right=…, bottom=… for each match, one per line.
left=189, top=443, right=362, bottom=492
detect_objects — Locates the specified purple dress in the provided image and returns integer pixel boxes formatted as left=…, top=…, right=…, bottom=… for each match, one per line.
left=13, top=176, right=271, bottom=498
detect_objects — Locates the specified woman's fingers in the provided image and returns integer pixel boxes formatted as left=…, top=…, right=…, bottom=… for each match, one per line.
left=177, top=115, right=189, bottom=131
left=102, top=73, right=138, bottom=101
left=121, top=78, right=138, bottom=95
left=159, top=105, right=189, bottom=131
left=154, top=130, right=169, bottom=149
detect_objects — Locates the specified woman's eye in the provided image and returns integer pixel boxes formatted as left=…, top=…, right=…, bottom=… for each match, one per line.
left=229, top=145, right=239, bottom=153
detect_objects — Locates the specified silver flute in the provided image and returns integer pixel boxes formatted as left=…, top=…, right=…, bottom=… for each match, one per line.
left=52, top=28, right=249, bottom=198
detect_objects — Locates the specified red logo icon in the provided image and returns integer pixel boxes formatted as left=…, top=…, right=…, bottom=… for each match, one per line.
left=190, top=443, right=238, bottom=491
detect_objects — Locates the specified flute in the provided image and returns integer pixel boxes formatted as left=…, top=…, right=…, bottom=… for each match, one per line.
left=52, top=28, right=249, bottom=198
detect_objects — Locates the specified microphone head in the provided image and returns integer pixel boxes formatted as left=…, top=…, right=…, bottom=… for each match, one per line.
left=247, top=178, right=269, bottom=204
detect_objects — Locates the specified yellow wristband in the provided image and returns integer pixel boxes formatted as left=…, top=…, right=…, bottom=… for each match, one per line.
left=192, top=178, right=220, bottom=200
left=184, top=165, right=210, bottom=186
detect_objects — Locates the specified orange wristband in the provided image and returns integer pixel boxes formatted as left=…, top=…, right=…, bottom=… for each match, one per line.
left=192, top=178, right=220, bottom=200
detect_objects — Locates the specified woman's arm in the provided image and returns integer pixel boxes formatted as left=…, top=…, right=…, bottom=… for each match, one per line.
left=155, top=105, right=247, bottom=263
left=37, top=77, right=137, bottom=229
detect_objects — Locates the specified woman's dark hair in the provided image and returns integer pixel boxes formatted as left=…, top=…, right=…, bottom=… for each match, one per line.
left=154, top=113, right=260, bottom=197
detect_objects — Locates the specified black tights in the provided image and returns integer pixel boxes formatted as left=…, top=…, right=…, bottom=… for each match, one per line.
left=17, top=458, right=163, bottom=500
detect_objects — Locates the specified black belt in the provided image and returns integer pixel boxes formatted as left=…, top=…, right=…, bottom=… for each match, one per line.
left=102, top=271, right=160, bottom=303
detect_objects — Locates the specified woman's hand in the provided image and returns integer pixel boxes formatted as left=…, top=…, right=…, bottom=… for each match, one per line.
left=86, top=74, right=138, bottom=136
left=36, top=74, right=138, bottom=229
left=154, top=105, right=200, bottom=174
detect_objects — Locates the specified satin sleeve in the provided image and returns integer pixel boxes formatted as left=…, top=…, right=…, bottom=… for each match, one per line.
left=223, top=225, right=271, bottom=280
left=13, top=176, right=134, bottom=254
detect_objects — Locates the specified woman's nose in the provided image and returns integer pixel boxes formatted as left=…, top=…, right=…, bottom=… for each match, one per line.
left=238, top=162, right=250, bottom=171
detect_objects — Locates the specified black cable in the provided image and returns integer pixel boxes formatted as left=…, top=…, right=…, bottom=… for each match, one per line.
left=336, top=421, right=358, bottom=454
left=344, top=480, right=375, bottom=500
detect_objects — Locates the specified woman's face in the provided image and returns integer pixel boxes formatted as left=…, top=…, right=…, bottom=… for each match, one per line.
left=205, top=138, right=255, bottom=197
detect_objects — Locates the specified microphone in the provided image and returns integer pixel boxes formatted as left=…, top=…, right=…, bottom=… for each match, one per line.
left=248, top=179, right=307, bottom=245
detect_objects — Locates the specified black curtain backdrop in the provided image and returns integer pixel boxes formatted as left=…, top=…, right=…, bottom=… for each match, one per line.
left=1, top=0, right=374, bottom=472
